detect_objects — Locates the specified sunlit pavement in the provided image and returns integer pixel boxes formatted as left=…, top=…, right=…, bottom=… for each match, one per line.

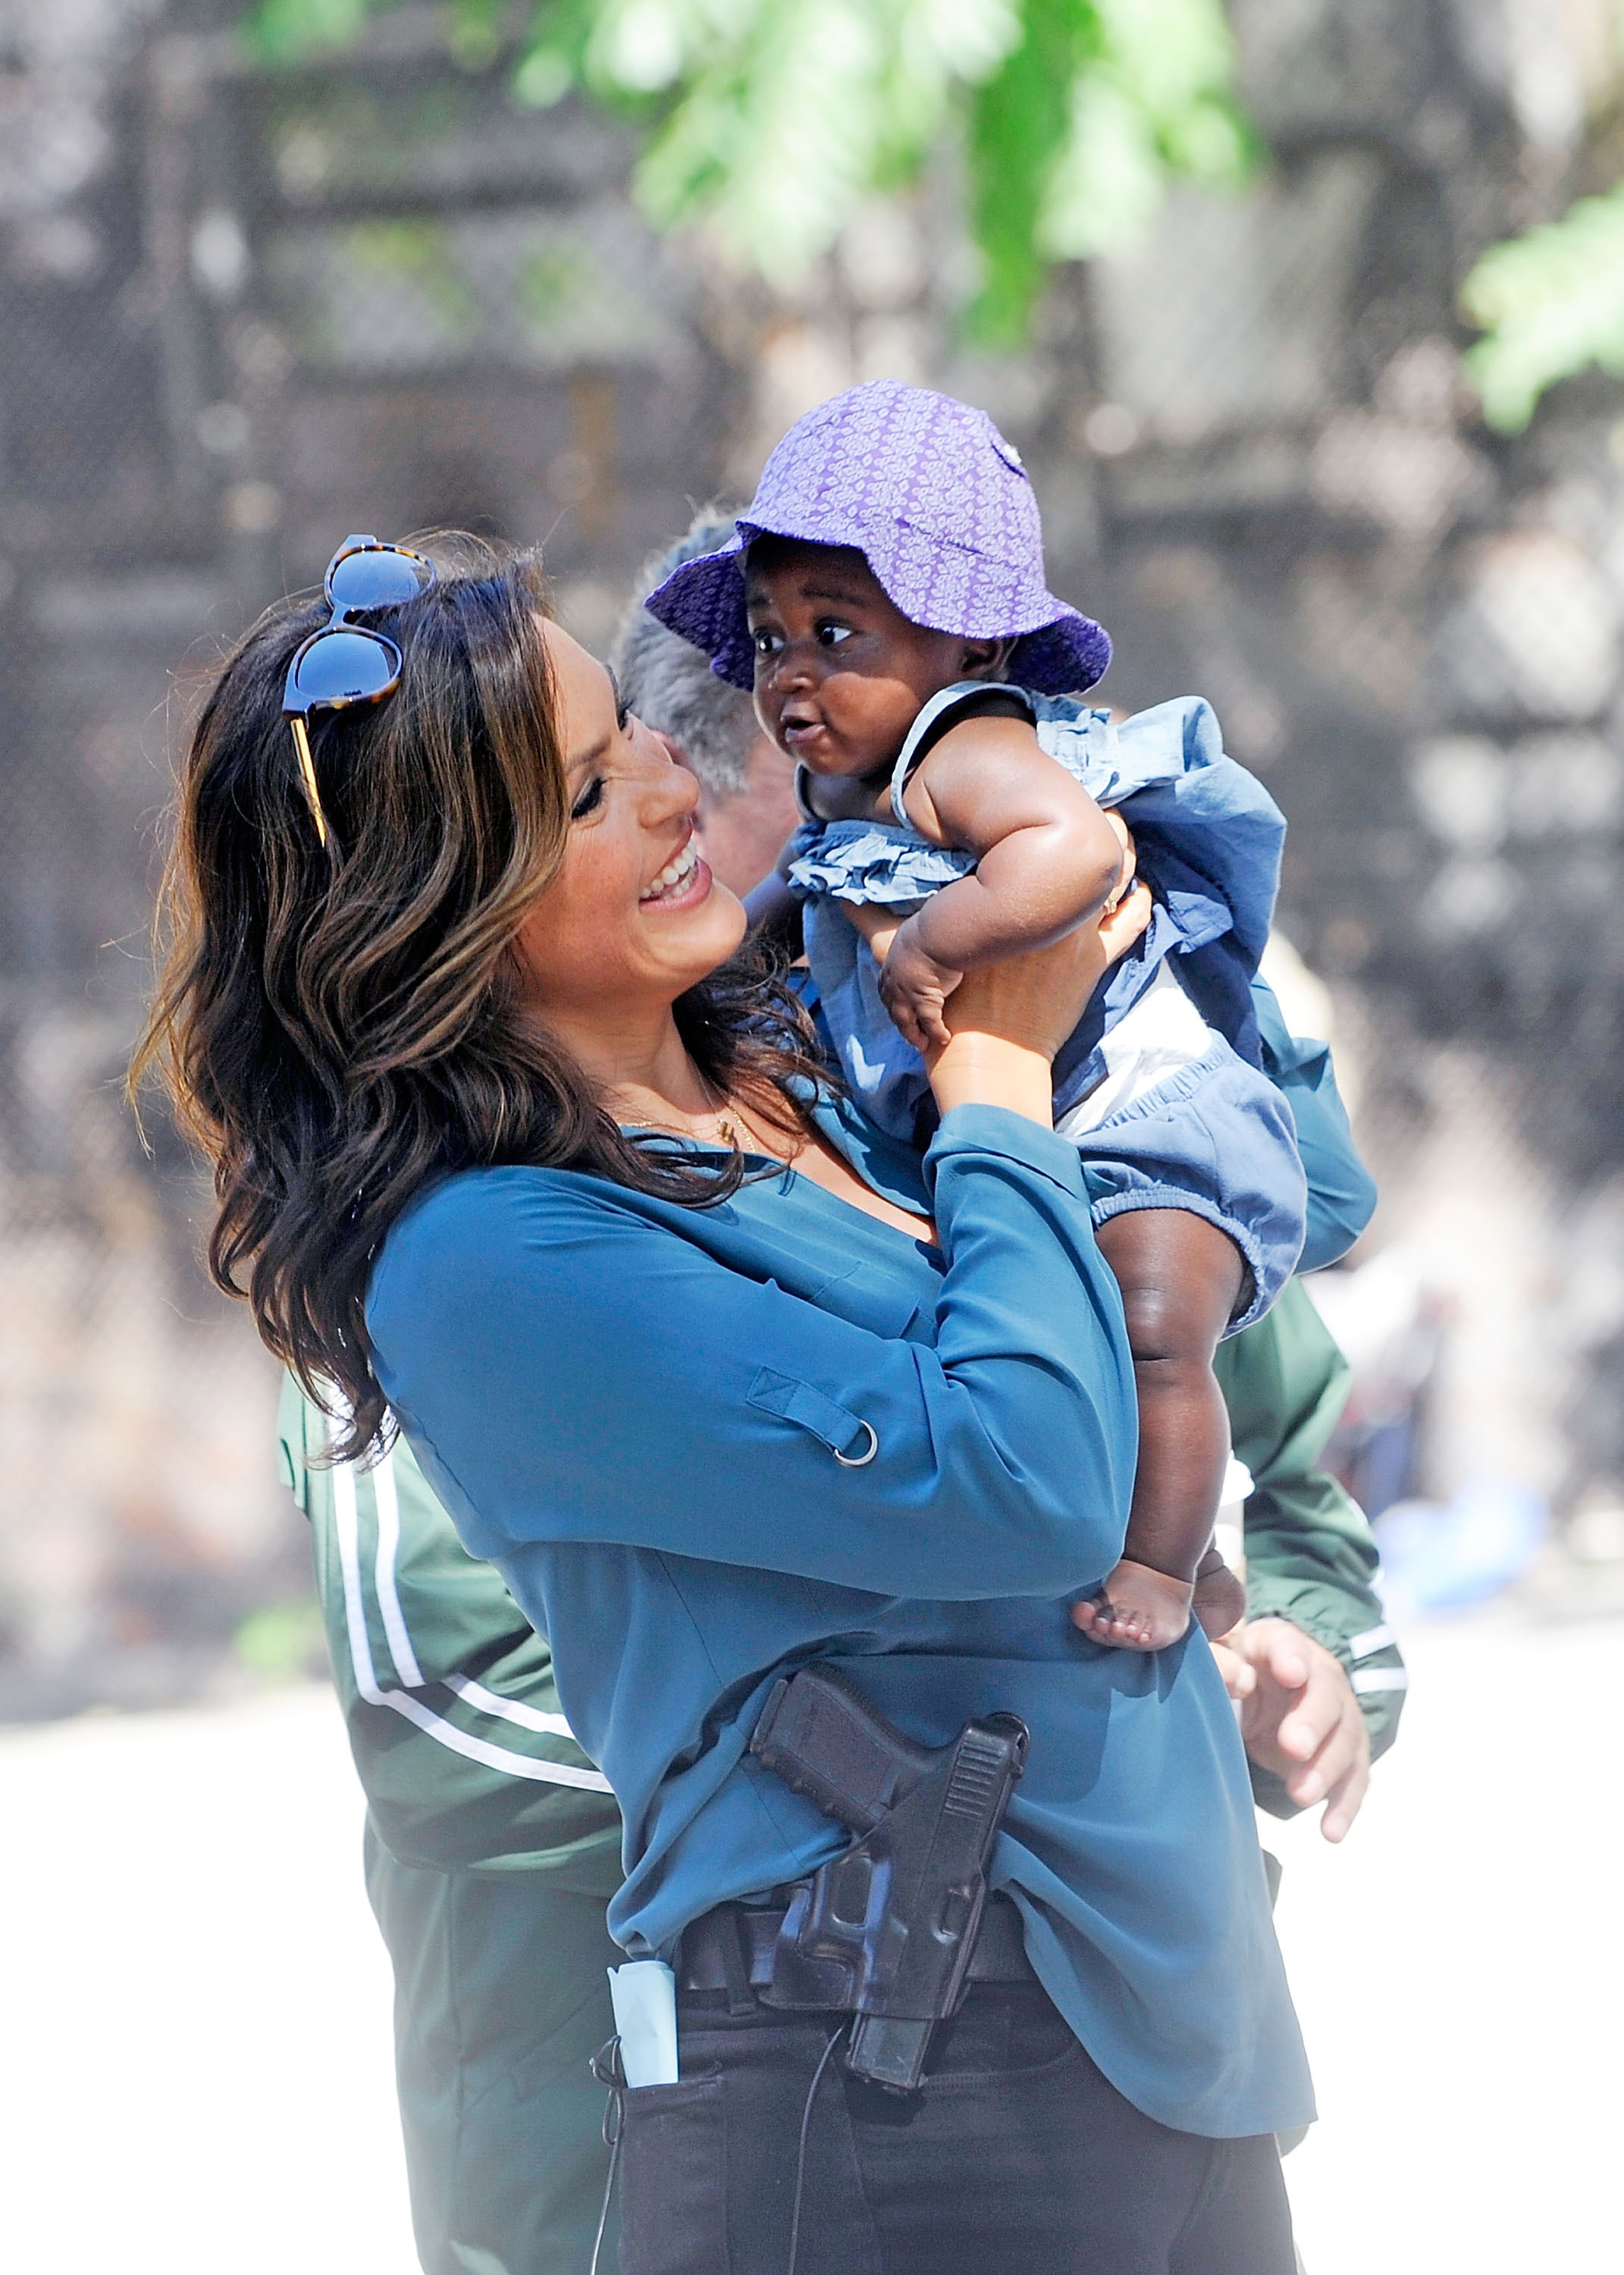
left=1271, top=1603, right=1622, bottom=2274
left=0, top=1684, right=414, bottom=2275
left=5, top=1605, right=1620, bottom=2274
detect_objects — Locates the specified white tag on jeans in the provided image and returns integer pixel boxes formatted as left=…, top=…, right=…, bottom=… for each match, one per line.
left=608, top=1960, right=679, bottom=2087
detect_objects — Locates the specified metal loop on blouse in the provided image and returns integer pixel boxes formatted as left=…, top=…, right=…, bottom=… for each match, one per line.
left=832, top=1419, right=879, bottom=1468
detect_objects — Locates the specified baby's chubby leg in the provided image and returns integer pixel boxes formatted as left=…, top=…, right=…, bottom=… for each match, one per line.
left=1072, top=1210, right=1248, bottom=1651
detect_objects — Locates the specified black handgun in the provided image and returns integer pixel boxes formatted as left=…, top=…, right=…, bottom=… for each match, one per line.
left=748, top=1662, right=1028, bottom=2092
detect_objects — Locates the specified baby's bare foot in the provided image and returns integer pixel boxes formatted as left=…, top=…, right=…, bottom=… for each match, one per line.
left=1072, top=1558, right=1194, bottom=1651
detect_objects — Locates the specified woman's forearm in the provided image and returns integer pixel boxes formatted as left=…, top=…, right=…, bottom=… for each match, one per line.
left=928, top=1033, right=1054, bottom=1125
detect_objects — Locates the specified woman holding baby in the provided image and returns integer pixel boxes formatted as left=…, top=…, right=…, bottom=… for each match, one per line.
left=140, top=388, right=1312, bottom=2273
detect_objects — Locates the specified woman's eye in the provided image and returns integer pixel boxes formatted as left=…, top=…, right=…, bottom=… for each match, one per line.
left=815, top=620, right=853, bottom=648
left=570, top=777, right=604, bottom=821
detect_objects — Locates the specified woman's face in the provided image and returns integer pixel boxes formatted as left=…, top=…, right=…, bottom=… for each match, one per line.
left=513, top=622, right=747, bottom=1030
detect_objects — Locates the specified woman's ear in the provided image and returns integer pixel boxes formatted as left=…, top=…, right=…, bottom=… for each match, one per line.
left=960, top=635, right=1017, bottom=680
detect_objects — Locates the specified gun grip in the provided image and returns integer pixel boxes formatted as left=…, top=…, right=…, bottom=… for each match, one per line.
left=749, top=1665, right=934, bottom=1834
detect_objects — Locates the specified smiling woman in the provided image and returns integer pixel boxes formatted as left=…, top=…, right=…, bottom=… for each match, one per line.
left=510, top=622, right=755, bottom=1080
left=132, top=536, right=829, bottom=1461
left=518, top=620, right=949, bottom=1244
left=136, top=530, right=1307, bottom=2275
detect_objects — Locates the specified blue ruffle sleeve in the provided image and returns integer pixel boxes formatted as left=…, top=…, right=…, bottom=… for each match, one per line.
left=785, top=817, right=974, bottom=906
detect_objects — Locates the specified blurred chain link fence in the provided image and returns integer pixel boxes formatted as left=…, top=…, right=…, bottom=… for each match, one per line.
left=2, top=0, right=1622, bottom=1714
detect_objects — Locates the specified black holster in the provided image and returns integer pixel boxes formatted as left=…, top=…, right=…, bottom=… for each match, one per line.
left=747, top=1662, right=1028, bottom=2091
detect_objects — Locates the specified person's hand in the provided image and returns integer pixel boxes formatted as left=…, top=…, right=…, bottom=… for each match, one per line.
left=1210, top=1618, right=1372, bottom=1842
left=878, top=918, right=963, bottom=1053
left=1101, top=808, right=1136, bottom=908
left=927, top=880, right=1152, bottom=1120
left=841, top=899, right=903, bottom=965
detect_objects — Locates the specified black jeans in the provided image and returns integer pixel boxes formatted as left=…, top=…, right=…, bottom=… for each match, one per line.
left=615, top=1981, right=1296, bottom=2275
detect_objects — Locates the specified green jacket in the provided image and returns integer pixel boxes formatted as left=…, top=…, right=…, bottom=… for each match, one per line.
left=277, top=1275, right=1405, bottom=1872
left=1214, top=1278, right=1407, bottom=1813
left=279, top=1376, right=622, bottom=1894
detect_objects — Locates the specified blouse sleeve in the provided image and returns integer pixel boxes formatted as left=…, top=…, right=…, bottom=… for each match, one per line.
left=368, top=1104, right=1138, bottom=1602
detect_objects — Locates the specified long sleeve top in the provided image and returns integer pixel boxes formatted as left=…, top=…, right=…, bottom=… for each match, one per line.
left=275, top=1272, right=1402, bottom=1881
left=367, top=1097, right=1313, bottom=2138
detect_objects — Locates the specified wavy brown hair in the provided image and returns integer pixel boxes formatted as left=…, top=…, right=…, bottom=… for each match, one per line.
left=133, top=535, right=826, bottom=1460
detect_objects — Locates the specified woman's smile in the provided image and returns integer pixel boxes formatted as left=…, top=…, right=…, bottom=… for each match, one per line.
left=512, top=620, right=746, bottom=1042
left=639, top=833, right=711, bottom=908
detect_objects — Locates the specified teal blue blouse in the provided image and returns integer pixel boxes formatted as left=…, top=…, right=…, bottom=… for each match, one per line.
left=368, top=1100, right=1313, bottom=2138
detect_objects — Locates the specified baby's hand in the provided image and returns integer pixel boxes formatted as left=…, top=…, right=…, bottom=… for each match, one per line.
left=839, top=899, right=904, bottom=965
left=1190, top=1542, right=1247, bottom=1641
left=1102, top=809, right=1136, bottom=909
left=876, top=918, right=964, bottom=1053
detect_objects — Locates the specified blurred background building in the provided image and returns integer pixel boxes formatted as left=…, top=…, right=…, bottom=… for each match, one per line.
left=4, top=0, right=1624, bottom=1716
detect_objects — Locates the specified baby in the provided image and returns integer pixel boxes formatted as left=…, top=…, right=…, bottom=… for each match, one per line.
left=648, top=383, right=1308, bottom=1649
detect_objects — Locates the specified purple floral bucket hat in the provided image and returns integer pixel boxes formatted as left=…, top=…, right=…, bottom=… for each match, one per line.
left=645, top=381, right=1111, bottom=695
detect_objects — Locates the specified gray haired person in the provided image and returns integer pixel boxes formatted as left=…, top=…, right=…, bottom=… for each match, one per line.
left=611, top=516, right=801, bottom=899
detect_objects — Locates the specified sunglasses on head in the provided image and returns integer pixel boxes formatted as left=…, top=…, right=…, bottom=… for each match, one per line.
left=283, top=535, right=436, bottom=847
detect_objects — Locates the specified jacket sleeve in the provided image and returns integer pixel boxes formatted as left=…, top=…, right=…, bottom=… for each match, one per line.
left=277, top=1373, right=623, bottom=1884
left=1214, top=1279, right=1409, bottom=1815
left=1251, top=975, right=1378, bottom=1272
left=368, top=1105, right=1139, bottom=1603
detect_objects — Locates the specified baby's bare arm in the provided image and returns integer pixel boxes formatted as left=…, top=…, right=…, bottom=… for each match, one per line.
left=901, top=719, right=1125, bottom=971
left=843, top=900, right=905, bottom=960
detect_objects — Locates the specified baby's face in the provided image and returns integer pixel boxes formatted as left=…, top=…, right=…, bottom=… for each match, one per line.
left=745, top=538, right=986, bottom=780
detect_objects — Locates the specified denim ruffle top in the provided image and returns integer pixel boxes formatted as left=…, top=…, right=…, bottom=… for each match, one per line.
left=787, top=687, right=1289, bottom=1131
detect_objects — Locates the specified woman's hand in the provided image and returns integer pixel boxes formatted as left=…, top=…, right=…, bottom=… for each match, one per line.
left=928, top=881, right=1151, bottom=1124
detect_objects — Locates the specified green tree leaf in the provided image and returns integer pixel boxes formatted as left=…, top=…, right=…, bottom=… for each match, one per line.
left=247, top=0, right=378, bottom=63
left=965, top=0, right=1094, bottom=347
left=1463, top=186, right=1624, bottom=431
left=244, top=0, right=1253, bottom=344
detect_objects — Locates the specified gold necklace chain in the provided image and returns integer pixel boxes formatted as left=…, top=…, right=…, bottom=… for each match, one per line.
left=625, top=1084, right=773, bottom=1159
left=698, top=1086, right=765, bottom=1156
left=617, top=1075, right=801, bottom=1164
